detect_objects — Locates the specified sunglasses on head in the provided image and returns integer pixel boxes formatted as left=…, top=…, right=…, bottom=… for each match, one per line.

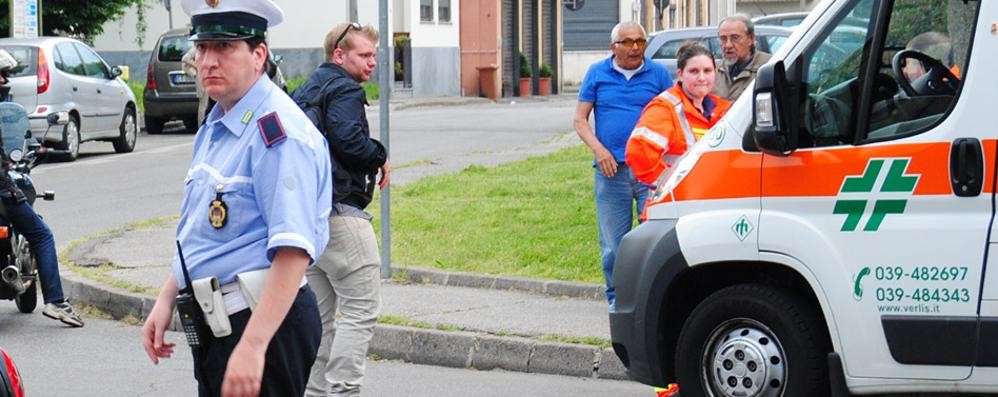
left=333, top=22, right=363, bottom=50
left=614, top=38, right=647, bottom=49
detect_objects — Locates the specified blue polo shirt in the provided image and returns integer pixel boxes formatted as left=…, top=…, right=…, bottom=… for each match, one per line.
left=578, top=56, right=671, bottom=163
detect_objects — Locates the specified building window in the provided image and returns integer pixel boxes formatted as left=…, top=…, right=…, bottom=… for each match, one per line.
left=439, top=0, right=451, bottom=22
left=420, top=0, right=434, bottom=22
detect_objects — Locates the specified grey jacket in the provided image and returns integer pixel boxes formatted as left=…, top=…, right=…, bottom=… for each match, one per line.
left=713, top=50, right=772, bottom=102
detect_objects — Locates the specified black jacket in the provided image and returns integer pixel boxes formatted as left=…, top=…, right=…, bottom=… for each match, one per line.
left=0, top=130, right=23, bottom=202
left=294, top=63, right=387, bottom=210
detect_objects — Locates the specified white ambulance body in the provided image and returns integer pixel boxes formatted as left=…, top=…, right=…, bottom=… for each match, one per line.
left=609, top=0, right=998, bottom=396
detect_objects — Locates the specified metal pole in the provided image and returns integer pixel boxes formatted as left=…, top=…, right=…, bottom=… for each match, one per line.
left=166, top=0, right=173, bottom=29
left=378, top=0, right=392, bottom=279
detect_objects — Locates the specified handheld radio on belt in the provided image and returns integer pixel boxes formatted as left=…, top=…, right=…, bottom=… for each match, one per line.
left=175, top=241, right=206, bottom=347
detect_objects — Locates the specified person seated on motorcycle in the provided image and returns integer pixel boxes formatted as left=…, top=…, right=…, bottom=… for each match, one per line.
left=0, top=49, right=83, bottom=327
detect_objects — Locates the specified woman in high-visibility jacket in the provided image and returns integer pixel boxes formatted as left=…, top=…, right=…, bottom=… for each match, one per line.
left=626, top=42, right=732, bottom=185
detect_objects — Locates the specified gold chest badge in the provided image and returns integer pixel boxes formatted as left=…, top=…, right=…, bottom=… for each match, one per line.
left=208, top=184, right=227, bottom=229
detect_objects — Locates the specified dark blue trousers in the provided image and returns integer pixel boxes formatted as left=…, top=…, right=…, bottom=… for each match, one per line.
left=192, top=286, right=322, bottom=397
left=4, top=199, right=63, bottom=303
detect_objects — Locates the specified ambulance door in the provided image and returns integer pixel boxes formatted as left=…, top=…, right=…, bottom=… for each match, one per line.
left=757, top=0, right=985, bottom=381
left=977, top=0, right=998, bottom=377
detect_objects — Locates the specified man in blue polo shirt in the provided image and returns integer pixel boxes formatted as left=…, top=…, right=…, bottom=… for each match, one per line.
left=573, top=21, right=671, bottom=311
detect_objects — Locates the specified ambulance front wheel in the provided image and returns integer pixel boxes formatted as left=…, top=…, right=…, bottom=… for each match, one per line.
left=675, top=284, right=831, bottom=397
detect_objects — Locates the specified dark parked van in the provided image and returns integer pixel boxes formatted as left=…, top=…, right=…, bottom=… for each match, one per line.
left=143, top=28, right=197, bottom=134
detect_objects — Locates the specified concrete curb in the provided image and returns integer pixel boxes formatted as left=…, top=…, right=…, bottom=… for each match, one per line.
left=61, top=226, right=623, bottom=380
left=393, top=266, right=606, bottom=301
left=370, top=324, right=627, bottom=380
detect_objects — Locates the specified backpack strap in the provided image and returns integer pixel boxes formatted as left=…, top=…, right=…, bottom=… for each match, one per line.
left=307, top=75, right=344, bottom=135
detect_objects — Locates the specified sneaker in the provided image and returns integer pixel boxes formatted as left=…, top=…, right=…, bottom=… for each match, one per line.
left=43, top=301, right=84, bottom=327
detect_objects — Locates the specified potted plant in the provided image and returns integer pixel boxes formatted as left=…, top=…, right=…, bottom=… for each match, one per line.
left=538, top=63, right=553, bottom=96
left=518, top=52, right=532, bottom=96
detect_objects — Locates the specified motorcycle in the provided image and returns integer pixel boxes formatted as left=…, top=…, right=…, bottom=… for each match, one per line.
left=0, top=101, right=67, bottom=313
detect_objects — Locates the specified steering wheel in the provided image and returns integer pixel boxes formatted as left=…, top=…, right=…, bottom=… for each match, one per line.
left=891, top=49, right=958, bottom=97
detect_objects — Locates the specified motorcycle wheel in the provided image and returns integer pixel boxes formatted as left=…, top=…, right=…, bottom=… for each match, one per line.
left=13, top=237, right=36, bottom=313
left=14, top=280, right=35, bottom=313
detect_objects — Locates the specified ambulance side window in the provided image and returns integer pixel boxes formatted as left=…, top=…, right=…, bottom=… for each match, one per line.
left=864, top=0, right=977, bottom=141
left=798, top=0, right=874, bottom=148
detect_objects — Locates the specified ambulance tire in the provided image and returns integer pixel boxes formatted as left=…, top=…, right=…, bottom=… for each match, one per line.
left=675, top=284, right=830, bottom=397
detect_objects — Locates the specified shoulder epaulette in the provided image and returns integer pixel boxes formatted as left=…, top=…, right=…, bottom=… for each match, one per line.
left=257, top=112, right=287, bottom=147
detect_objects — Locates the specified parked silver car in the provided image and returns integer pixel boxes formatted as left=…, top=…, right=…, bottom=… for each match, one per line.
left=0, top=37, right=138, bottom=161
left=753, top=11, right=809, bottom=28
left=645, top=25, right=794, bottom=79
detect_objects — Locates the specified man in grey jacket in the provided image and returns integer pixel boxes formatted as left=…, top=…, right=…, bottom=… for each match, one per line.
left=714, top=14, right=771, bottom=101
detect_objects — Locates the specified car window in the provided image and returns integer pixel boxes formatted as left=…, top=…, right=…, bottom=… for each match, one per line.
left=158, top=35, right=192, bottom=62
left=705, top=36, right=722, bottom=58
left=779, top=17, right=804, bottom=27
left=652, top=39, right=686, bottom=59
left=797, top=0, right=976, bottom=147
left=55, top=42, right=86, bottom=76
left=864, top=0, right=976, bottom=140
left=0, top=46, right=37, bottom=77
left=797, top=0, right=874, bottom=147
left=74, top=43, right=109, bottom=79
left=763, top=35, right=787, bottom=54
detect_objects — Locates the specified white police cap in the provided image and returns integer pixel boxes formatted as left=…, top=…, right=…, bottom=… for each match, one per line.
left=182, top=0, right=285, bottom=41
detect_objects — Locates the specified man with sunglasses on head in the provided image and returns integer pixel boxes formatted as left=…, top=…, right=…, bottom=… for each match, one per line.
left=292, top=22, right=388, bottom=397
left=714, top=14, right=771, bottom=101
left=573, top=21, right=671, bottom=313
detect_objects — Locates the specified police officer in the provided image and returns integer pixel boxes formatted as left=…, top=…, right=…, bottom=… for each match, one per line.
left=140, top=1, right=333, bottom=396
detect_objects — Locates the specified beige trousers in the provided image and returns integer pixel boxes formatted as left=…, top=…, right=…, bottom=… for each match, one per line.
left=305, top=215, right=381, bottom=397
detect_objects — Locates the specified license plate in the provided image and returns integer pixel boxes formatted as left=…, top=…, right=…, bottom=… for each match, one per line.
left=170, top=72, right=194, bottom=85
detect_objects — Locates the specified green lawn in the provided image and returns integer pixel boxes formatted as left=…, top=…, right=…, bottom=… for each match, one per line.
left=285, top=76, right=380, bottom=101
left=368, top=144, right=606, bottom=284
left=128, top=81, right=144, bottom=114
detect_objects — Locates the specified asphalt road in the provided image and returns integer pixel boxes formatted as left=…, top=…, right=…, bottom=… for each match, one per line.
left=0, top=98, right=652, bottom=395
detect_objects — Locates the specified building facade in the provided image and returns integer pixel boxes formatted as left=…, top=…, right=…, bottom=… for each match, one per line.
left=92, top=0, right=463, bottom=97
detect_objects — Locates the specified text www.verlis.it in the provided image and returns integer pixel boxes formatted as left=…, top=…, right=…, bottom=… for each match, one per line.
left=876, top=304, right=941, bottom=313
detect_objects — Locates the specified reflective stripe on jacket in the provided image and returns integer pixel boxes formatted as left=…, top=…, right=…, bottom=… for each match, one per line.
left=625, top=84, right=731, bottom=185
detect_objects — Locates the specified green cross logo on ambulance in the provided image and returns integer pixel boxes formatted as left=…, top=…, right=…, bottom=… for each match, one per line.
left=833, top=158, right=918, bottom=232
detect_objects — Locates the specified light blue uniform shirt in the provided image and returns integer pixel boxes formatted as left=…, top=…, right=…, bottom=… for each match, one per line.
left=172, top=74, right=333, bottom=289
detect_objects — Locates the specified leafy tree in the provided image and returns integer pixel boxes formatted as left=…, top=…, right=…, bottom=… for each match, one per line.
left=0, top=0, right=147, bottom=43
left=885, top=0, right=947, bottom=47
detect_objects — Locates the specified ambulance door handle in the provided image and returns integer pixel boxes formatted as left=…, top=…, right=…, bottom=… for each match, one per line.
left=950, top=138, right=983, bottom=197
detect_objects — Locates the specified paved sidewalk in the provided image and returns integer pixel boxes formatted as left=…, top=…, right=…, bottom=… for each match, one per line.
left=372, top=93, right=578, bottom=111
left=60, top=219, right=629, bottom=380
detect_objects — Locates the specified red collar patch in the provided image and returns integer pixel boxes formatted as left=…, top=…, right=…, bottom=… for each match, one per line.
left=257, top=112, right=287, bottom=147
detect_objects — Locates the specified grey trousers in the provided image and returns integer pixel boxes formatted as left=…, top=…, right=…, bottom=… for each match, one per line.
left=305, top=215, right=381, bottom=397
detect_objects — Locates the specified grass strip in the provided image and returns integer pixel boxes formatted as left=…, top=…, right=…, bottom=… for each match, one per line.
left=368, top=144, right=603, bottom=284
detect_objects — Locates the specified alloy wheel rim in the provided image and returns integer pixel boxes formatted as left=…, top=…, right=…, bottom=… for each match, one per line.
left=125, top=114, right=136, bottom=147
left=68, top=122, right=79, bottom=156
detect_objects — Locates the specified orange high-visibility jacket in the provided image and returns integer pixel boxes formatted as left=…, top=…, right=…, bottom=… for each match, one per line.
left=625, top=84, right=731, bottom=184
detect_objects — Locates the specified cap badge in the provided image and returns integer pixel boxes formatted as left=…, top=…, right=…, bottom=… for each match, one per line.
left=206, top=0, right=220, bottom=8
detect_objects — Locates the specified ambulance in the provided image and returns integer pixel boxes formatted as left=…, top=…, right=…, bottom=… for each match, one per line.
left=608, top=0, right=998, bottom=396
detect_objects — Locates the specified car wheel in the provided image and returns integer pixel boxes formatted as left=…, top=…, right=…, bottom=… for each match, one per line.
left=675, top=284, right=830, bottom=397
left=113, top=108, right=137, bottom=153
left=59, top=116, right=80, bottom=162
left=145, top=115, right=164, bottom=135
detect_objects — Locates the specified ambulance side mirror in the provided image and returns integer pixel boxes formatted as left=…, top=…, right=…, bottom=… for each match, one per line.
left=753, top=61, right=797, bottom=156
